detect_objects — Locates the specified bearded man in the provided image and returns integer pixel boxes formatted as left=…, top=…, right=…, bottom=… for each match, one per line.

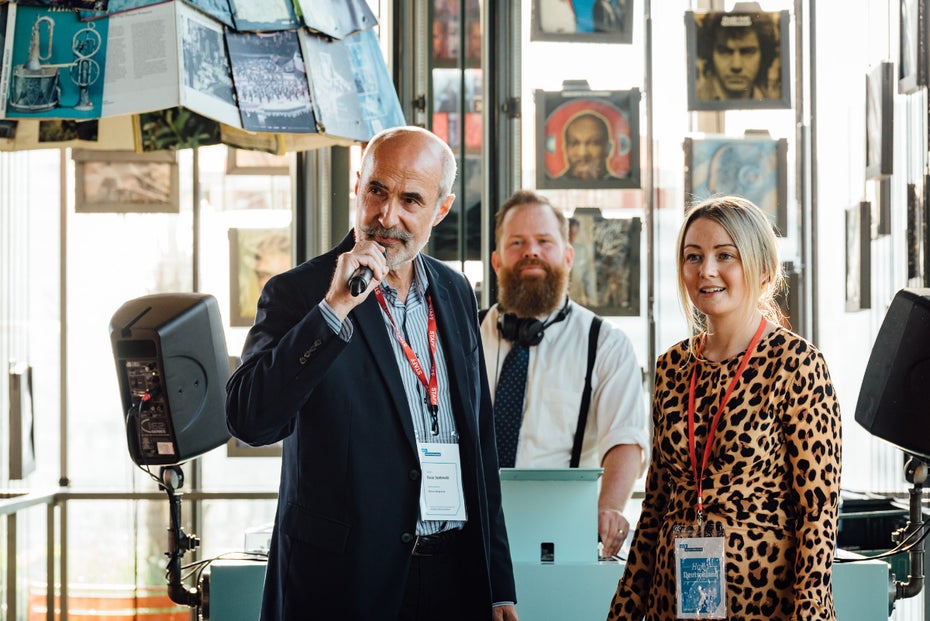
left=478, top=189, right=650, bottom=558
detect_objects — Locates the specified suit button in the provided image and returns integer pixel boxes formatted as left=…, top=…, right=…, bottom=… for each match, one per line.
left=409, top=469, right=420, bottom=481
left=400, top=532, right=414, bottom=544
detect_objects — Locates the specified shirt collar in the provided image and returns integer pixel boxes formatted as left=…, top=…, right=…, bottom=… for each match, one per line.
left=379, top=254, right=428, bottom=305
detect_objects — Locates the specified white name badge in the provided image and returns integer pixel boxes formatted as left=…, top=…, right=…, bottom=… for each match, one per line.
left=674, top=535, right=727, bottom=619
left=416, top=442, right=467, bottom=521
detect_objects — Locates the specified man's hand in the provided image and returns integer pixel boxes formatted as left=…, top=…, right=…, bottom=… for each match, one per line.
left=324, top=240, right=387, bottom=319
left=598, top=507, right=630, bottom=558
left=492, top=604, right=519, bottom=621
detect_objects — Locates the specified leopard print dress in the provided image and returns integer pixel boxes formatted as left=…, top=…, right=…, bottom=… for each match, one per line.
left=607, top=327, right=842, bottom=621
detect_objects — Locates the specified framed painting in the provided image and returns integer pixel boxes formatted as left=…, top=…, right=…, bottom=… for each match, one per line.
left=531, top=0, right=634, bottom=44
left=227, top=437, right=283, bottom=457
left=568, top=209, right=641, bottom=317
left=868, top=178, right=892, bottom=239
left=776, top=261, right=801, bottom=330
left=684, top=134, right=788, bottom=234
left=73, top=149, right=179, bottom=213
left=866, top=61, right=895, bottom=180
left=907, top=182, right=921, bottom=282
left=535, top=88, right=640, bottom=190
left=899, top=0, right=925, bottom=93
left=226, top=148, right=291, bottom=176
left=685, top=10, right=791, bottom=111
left=846, top=201, right=871, bottom=312
left=9, top=362, right=36, bottom=480
left=229, top=227, right=293, bottom=327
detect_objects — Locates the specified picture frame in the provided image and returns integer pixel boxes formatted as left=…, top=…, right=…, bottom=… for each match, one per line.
left=535, top=88, right=640, bottom=190
left=568, top=209, right=641, bottom=317
left=869, top=178, right=892, bottom=239
left=9, top=362, right=37, bottom=480
left=907, top=182, right=921, bottom=282
left=845, top=201, right=872, bottom=312
left=683, top=133, right=788, bottom=234
left=431, top=68, right=483, bottom=153
left=776, top=261, right=801, bottom=330
left=73, top=149, right=179, bottom=213
left=685, top=9, right=791, bottom=111
left=227, top=437, right=283, bottom=457
left=899, top=0, right=925, bottom=94
left=924, top=175, right=930, bottom=286
left=866, top=62, right=895, bottom=180
left=226, top=148, right=291, bottom=176
left=531, top=0, right=634, bottom=44
left=431, top=0, right=481, bottom=68
left=229, top=227, right=293, bottom=327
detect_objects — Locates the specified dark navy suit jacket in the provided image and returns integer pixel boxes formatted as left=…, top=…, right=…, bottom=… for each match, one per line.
left=226, top=232, right=516, bottom=620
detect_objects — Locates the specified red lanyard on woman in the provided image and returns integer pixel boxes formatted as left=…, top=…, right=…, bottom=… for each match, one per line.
left=687, top=316, right=767, bottom=522
left=373, top=287, right=440, bottom=435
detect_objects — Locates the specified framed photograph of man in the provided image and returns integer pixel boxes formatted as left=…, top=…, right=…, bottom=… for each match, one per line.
left=535, top=88, right=640, bottom=190
left=866, top=61, right=895, bottom=180
left=685, top=10, right=790, bottom=111
left=683, top=134, right=788, bottom=234
left=531, top=0, right=634, bottom=44
left=845, top=201, right=871, bottom=312
left=568, top=209, right=641, bottom=317
left=899, top=0, right=925, bottom=93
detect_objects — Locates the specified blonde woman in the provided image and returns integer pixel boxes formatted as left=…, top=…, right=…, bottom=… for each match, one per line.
left=607, top=196, right=841, bottom=620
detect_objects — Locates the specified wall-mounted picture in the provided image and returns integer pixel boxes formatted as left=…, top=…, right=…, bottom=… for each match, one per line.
left=531, top=0, right=633, bottom=44
left=432, top=0, right=481, bottom=66
left=907, top=182, right=921, bottom=282
left=9, top=362, right=36, bottom=480
left=866, top=61, right=895, bottom=179
left=229, top=227, right=293, bottom=326
left=568, top=209, right=640, bottom=317
left=535, top=88, right=640, bottom=190
left=226, top=148, right=291, bottom=175
left=73, top=149, right=179, bottom=213
left=846, top=201, right=871, bottom=312
left=869, top=178, right=892, bottom=239
left=899, top=0, right=924, bottom=93
left=227, top=437, right=283, bottom=457
left=685, top=10, right=790, bottom=111
left=684, top=134, right=788, bottom=234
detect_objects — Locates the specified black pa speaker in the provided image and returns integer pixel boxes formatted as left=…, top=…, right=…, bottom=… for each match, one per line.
left=855, top=288, right=930, bottom=461
left=109, top=293, right=231, bottom=467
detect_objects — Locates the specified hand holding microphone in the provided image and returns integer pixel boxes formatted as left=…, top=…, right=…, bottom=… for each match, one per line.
left=347, top=245, right=386, bottom=297
left=348, top=265, right=374, bottom=296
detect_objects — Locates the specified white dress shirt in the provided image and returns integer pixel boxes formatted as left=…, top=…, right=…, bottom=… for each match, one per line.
left=480, top=300, right=650, bottom=469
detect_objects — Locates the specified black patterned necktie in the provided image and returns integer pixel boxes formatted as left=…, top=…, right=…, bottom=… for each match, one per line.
left=494, top=343, right=529, bottom=468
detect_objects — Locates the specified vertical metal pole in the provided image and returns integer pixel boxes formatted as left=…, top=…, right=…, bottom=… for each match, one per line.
left=798, top=0, right=816, bottom=342
left=643, top=0, right=655, bottom=389
left=58, top=149, right=69, bottom=489
left=7, top=514, right=16, bottom=620
left=47, top=503, right=55, bottom=621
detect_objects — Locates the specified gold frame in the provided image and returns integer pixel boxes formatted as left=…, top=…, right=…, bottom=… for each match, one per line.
left=73, top=149, right=179, bottom=213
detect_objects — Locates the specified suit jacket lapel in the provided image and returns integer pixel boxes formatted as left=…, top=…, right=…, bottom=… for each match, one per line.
left=425, top=262, right=478, bottom=446
left=352, top=295, right=419, bottom=453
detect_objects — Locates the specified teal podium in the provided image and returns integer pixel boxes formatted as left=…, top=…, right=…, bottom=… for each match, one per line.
left=206, top=468, right=894, bottom=621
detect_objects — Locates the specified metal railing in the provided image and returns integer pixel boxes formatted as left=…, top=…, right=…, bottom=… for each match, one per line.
left=1, top=489, right=277, bottom=621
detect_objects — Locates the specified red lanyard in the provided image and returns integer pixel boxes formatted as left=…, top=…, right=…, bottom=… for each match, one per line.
left=374, top=287, right=440, bottom=435
left=687, top=317, right=767, bottom=521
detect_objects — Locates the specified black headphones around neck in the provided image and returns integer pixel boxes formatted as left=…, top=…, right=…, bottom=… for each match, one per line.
left=497, top=297, right=572, bottom=347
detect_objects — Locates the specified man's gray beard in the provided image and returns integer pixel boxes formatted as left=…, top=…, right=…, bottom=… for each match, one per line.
left=498, top=262, right=570, bottom=317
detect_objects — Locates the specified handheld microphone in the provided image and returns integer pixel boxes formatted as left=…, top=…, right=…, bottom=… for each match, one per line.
left=348, top=266, right=373, bottom=297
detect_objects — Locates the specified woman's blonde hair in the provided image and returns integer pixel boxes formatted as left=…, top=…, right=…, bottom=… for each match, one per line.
left=676, top=195, right=787, bottom=336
